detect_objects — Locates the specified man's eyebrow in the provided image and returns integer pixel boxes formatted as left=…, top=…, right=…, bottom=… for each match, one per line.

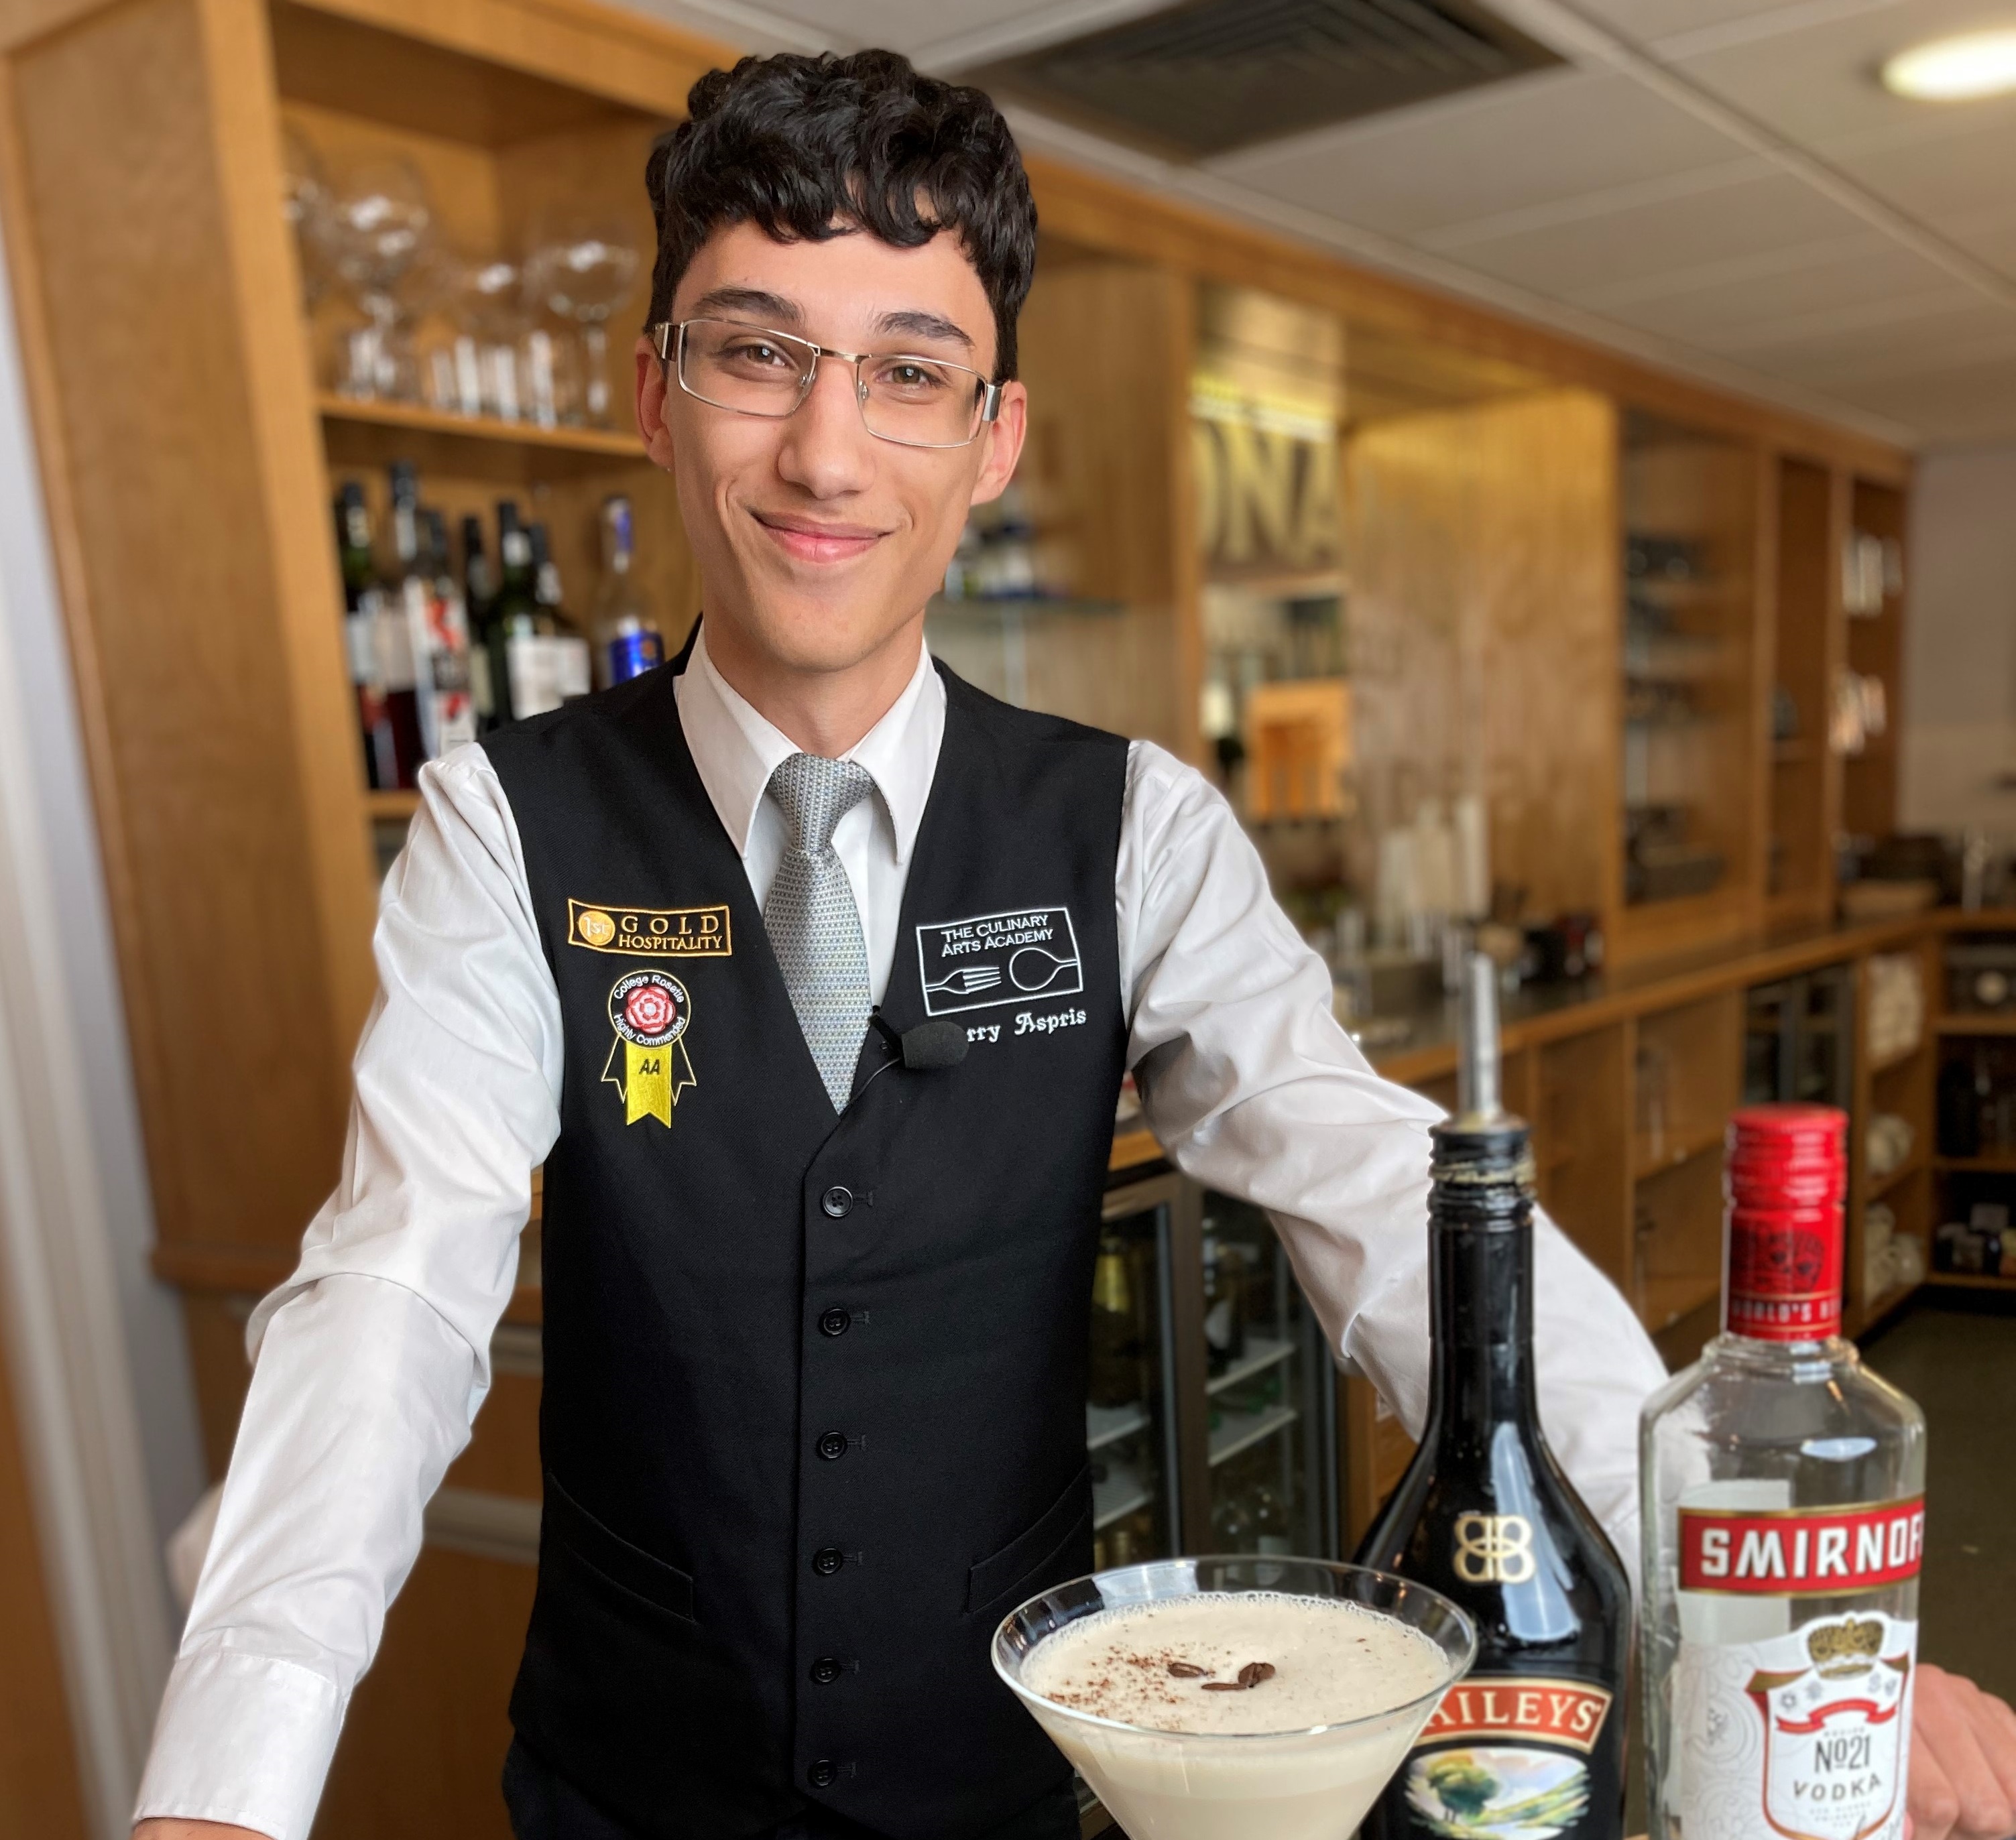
left=874, top=309, right=974, bottom=351
left=688, top=287, right=803, bottom=325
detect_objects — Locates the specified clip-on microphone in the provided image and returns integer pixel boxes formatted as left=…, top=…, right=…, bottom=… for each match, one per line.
left=868, top=1012, right=969, bottom=1072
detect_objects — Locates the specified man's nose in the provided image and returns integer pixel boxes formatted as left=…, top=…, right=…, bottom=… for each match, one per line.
left=774, top=357, right=876, bottom=497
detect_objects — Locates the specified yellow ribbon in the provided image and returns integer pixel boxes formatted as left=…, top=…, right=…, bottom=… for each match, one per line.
left=619, top=1037, right=695, bottom=1126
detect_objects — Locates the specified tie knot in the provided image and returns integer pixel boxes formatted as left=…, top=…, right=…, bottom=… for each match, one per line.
left=767, top=753, right=873, bottom=855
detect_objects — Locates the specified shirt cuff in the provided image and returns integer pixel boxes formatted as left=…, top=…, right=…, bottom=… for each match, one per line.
left=134, top=1643, right=347, bottom=1840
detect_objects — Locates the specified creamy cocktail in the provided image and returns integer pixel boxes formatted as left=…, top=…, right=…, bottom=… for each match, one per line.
left=995, top=1558, right=1474, bottom=1840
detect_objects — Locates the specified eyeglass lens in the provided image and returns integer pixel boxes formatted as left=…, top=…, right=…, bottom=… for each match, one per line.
left=677, top=319, right=986, bottom=447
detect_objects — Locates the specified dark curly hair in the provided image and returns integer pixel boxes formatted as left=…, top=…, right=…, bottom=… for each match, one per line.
left=645, top=50, right=1036, bottom=381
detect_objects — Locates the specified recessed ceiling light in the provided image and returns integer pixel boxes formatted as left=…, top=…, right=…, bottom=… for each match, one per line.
left=1881, top=27, right=2016, bottom=101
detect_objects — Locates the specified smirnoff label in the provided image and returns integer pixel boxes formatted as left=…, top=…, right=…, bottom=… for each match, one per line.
left=1396, top=1674, right=1615, bottom=1836
left=1679, top=1497, right=1924, bottom=1596
left=1675, top=1609, right=1916, bottom=1840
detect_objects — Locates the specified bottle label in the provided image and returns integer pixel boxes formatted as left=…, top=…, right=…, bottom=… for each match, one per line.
left=1675, top=1609, right=1915, bottom=1840
left=1727, top=1205, right=1843, bottom=1341
left=1680, top=1497, right=1924, bottom=1596
left=1395, top=1674, right=1614, bottom=1837
left=605, top=628, right=664, bottom=684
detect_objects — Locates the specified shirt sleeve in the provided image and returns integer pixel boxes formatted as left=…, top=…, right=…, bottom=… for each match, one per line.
left=1116, top=741, right=1668, bottom=1583
left=133, top=744, right=562, bottom=1840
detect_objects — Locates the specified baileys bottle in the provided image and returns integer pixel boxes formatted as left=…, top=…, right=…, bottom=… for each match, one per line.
left=1355, top=955, right=1629, bottom=1840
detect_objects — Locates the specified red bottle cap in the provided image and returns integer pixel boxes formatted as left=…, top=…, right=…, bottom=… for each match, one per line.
left=1724, top=1105, right=1846, bottom=1343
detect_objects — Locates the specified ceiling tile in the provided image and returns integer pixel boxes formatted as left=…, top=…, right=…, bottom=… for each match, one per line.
left=1702, top=292, right=2016, bottom=380
left=1825, top=113, right=2016, bottom=256
left=1671, top=0, right=2016, bottom=147
left=1826, top=352, right=2016, bottom=444
left=1419, top=169, right=1870, bottom=298
left=1572, top=0, right=1839, bottom=50
left=1581, top=236, right=1959, bottom=342
left=1210, top=69, right=1747, bottom=238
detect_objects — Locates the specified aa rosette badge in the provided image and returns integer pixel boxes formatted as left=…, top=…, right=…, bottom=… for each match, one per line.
left=602, top=970, right=696, bottom=1127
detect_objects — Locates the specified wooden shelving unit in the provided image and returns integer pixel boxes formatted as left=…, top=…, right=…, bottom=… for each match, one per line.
left=0, top=0, right=1921, bottom=1820
left=1766, top=456, right=1843, bottom=925
left=1842, top=478, right=1907, bottom=841
left=1928, top=918, right=2016, bottom=1296
left=318, top=394, right=646, bottom=460
left=1613, top=412, right=1764, bottom=967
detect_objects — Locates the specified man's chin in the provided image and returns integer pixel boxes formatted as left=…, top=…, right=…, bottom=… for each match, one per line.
left=733, top=597, right=926, bottom=679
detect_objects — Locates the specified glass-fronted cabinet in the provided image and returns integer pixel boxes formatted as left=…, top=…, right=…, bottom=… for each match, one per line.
left=1089, top=1172, right=1187, bottom=1569
left=1200, top=1190, right=1342, bottom=1562
left=1087, top=1169, right=1345, bottom=1569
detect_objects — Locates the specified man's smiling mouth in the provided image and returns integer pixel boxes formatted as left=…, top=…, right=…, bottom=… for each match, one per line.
left=751, top=509, right=891, bottom=564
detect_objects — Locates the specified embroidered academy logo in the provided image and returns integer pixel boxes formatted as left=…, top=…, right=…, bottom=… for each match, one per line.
left=602, top=971, right=696, bottom=1127
left=914, top=906, right=1083, bottom=1016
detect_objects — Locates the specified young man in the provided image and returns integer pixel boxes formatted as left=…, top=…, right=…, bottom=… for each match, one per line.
left=136, top=48, right=2016, bottom=1840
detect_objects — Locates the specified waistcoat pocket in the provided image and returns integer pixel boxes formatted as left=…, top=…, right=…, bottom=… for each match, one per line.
left=964, top=1462, right=1093, bottom=1619
left=544, top=1471, right=697, bottom=1622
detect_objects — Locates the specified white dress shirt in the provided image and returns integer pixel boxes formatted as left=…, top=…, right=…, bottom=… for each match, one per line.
left=135, top=630, right=1668, bottom=1840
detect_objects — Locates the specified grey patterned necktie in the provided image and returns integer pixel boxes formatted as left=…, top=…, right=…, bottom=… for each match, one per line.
left=764, top=753, right=875, bottom=1111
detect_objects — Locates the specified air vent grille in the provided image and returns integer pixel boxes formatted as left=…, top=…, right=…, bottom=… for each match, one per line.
left=972, top=0, right=1563, bottom=159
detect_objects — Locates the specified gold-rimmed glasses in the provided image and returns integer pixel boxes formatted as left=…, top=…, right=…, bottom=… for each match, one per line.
left=652, top=318, right=1004, bottom=450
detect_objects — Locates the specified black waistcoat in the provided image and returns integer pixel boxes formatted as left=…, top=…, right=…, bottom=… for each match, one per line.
left=483, top=659, right=1130, bottom=1839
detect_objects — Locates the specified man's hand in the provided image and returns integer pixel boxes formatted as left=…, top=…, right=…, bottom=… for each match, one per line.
left=132, top=1822, right=270, bottom=1839
left=1911, top=1664, right=2016, bottom=1840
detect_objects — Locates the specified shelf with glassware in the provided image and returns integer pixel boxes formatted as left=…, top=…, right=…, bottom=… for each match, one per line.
left=1615, top=412, right=1764, bottom=962
left=1842, top=482, right=1907, bottom=843
left=280, top=101, right=705, bottom=857
left=1930, top=920, right=2016, bottom=1288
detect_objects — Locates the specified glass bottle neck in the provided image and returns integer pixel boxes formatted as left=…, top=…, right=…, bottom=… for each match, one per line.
left=1425, top=1212, right=1539, bottom=1434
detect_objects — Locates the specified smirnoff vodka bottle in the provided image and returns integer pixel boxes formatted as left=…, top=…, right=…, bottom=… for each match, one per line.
left=1641, top=1104, right=1926, bottom=1840
left=1358, top=955, right=1630, bottom=1839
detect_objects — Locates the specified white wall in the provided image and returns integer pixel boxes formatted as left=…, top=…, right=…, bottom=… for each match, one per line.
left=1899, top=444, right=2016, bottom=839
left=0, top=207, right=199, bottom=1828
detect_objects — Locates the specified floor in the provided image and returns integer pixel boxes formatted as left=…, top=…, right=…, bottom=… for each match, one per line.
left=1861, top=1291, right=2016, bottom=1703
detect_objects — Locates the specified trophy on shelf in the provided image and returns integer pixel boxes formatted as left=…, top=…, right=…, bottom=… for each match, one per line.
left=996, top=1556, right=1473, bottom=1840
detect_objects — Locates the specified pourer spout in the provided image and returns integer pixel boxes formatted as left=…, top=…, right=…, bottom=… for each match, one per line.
left=1456, top=951, right=1502, bottom=1125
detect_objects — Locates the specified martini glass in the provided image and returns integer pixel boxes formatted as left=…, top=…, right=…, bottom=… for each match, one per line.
left=995, top=1557, right=1473, bottom=1840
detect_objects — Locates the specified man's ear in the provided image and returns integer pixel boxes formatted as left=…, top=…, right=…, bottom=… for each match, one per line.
left=635, top=334, right=676, bottom=472
left=965, top=379, right=1028, bottom=508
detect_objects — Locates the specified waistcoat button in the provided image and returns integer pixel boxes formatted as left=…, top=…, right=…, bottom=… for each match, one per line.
left=821, top=1185, right=853, bottom=1219
left=812, top=1546, right=845, bottom=1577
left=809, top=1758, right=838, bottom=1788
left=816, top=1430, right=847, bottom=1461
left=818, top=1307, right=851, bottom=1338
left=810, top=1655, right=843, bottom=1685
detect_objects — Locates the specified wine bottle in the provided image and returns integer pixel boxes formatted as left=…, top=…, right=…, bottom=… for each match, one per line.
left=591, top=494, right=665, bottom=687
left=373, top=463, right=426, bottom=786
left=416, top=507, right=476, bottom=759
left=461, top=511, right=497, bottom=729
left=1089, top=1225, right=1145, bottom=1410
left=334, top=483, right=388, bottom=788
left=1356, top=954, right=1630, bottom=1840
left=1201, top=1224, right=1246, bottom=1377
left=486, top=499, right=539, bottom=727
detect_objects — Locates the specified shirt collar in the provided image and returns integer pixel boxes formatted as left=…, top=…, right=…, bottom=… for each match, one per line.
left=674, top=624, right=943, bottom=866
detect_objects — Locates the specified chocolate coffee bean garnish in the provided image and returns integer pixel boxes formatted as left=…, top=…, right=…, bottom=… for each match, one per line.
left=1167, top=1661, right=1209, bottom=1679
left=1198, top=1660, right=1278, bottom=1692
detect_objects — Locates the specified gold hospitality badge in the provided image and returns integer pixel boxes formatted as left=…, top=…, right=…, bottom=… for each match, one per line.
left=602, top=970, right=697, bottom=1127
